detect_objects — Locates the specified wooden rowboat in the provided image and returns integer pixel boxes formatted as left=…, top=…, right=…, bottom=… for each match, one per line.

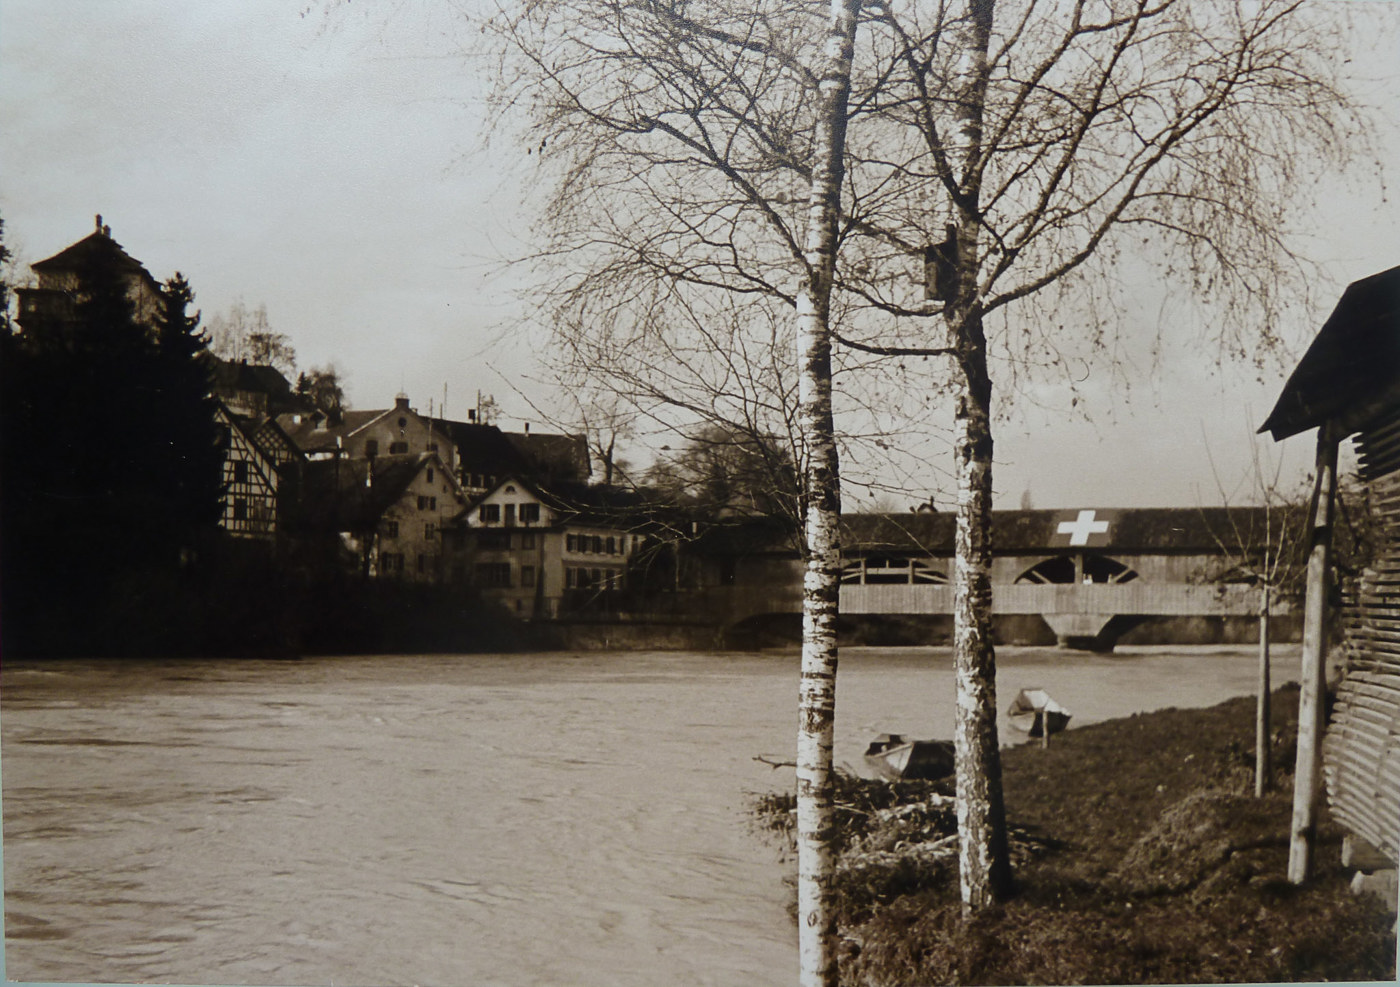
left=1007, top=688, right=1071, bottom=739
left=863, top=733, right=955, bottom=782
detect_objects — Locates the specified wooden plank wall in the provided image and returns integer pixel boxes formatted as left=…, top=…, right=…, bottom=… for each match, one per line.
left=1326, top=405, right=1400, bottom=865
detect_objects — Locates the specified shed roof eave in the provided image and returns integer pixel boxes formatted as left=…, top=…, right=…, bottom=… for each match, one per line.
left=1262, top=376, right=1400, bottom=444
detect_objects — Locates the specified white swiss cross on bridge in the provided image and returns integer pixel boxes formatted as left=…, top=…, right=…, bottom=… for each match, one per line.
left=1057, top=509, right=1111, bottom=546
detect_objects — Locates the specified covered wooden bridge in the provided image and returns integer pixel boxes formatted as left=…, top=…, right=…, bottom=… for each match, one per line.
left=706, top=506, right=1290, bottom=650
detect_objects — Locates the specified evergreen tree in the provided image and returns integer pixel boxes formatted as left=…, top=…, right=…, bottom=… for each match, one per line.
left=0, top=247, right=226, bottom=656
left=155, top=273, right=225, bottom=556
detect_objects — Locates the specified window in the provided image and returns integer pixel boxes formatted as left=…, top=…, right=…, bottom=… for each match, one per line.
left=606, top=536, right=615, bottom=555
left=520, top=532, right=536, bottom=550
left=521, top=565, right=536, bottom=588
left=233, top=460, right=249, bottom=484
left=418, top=554, right=427, bottom=573
left=398, top=417, right=408, bottom=430
left=427, top=468, right=435, bottom=483
left=505, top=503, right=517, bottom=527
left=520, top=503, right=540, bottom=524
left=592, top=535, right=603, bottom=553
left=365, top=439, right=379, bottom=457
left=480, top=503, right=501, bottom=523
left=384, top=520, right=400, bottom=539
left=233, top=498, right=248, bottom=521
left=381, top=553, right=404, bottom=574
left=389, top=441, right=409, bottom=454
left=566, top=534, right=577, bottom=552
left=475, top=562, right=512, bottom=587
left=425, top=522, right=436, bottom=540
left=478, top=530, right=511, bottom=551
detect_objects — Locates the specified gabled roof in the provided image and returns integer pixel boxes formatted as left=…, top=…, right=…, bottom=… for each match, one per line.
left=1261, top=265, right=1400, bottom=440
left=696, top=507, right=1299, bottom=558
left=435, top=418, right=590, bottom=482
left=296, top=452, right=444, bottom=531
left=32, top=228, right=158, bottom=288
left=209, top=357, right=303, bottom=409
left=437, top=420, right=531, bottom=475
left=460, top=475, right=665, bottom=531
left=276, top=409, right=387, bottom=454
left=505, top=431, right=591, bottom=482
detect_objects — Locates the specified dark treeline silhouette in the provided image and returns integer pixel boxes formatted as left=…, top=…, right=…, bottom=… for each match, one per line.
left=0, top=223, right=515, bottom=659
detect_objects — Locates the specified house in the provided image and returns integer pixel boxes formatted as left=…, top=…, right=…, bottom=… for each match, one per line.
left=209, top=356, right=304, bottom=418
left=454, top=476, right=643, bottom=617
left=15, top=215, right=164, bottom=340
left=1261, top=263, right=1400, bottom=890
left=434, top=417, right=590, bottom=495
left=277, top=393, right=455, bottom=468
left=216, top=403, right=283, bottom=539
left=295, top=451, right=465, bottom=581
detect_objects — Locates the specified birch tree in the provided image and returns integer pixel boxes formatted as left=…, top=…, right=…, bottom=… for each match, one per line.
left=792, top=6, right=860, bottom=981
left=485, top=0, right=1373, bottom=923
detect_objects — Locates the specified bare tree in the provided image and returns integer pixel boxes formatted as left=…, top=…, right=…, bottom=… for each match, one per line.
left=1201, top=430, right=1308, bottom=796
left=207, top=300, right=298, bottom=378
left=647, top=425, right=801, bottom=521
left=485, top=0, right=1375, bottom=920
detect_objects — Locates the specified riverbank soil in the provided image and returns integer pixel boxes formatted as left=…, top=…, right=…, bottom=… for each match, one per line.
left=754, top=684, right=1397, bottom=984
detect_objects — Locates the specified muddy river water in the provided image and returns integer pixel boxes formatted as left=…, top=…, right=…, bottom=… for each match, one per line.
left=1, top=644, right=1290, bottom=986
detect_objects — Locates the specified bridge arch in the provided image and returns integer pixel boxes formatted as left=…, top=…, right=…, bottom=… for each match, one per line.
left=1015, top=553, right=1138, bottom=585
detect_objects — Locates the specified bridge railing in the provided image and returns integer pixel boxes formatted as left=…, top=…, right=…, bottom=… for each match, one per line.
left=838, top=581, right=1262, bottom=616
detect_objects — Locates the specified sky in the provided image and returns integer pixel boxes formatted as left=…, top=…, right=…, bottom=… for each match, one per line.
left=4, top=0, right=1399, bottom=511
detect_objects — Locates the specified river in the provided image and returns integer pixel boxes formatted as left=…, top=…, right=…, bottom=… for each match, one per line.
left=1, top=644, right=1293, bottom=987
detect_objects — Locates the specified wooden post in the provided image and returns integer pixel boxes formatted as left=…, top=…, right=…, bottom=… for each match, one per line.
left=1288, top=424, right=1338, bottom=883
left=1255, top=583, right=1271, bottom=797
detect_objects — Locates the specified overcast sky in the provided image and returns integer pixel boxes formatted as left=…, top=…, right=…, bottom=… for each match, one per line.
left=4, top=1, right=1398, bottom=510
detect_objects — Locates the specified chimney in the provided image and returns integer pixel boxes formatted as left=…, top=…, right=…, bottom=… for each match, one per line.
left=524, top=422, right=530, bottom=435
left=468, top=409, right=477, bottom=423
left=395, top=393, right=411, bottom=412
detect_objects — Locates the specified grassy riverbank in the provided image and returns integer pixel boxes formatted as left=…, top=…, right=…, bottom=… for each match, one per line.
left=753, top=683, right=1397, bottom=984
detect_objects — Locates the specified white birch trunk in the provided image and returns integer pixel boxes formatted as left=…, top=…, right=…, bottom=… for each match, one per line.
left=794, top=2, right=859, bottom=984
left=946, top=0, right=1013, bottom=912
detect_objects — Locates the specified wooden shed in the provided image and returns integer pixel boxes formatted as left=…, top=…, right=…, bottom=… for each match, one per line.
left=1261, top=264, right=1400, bottom=886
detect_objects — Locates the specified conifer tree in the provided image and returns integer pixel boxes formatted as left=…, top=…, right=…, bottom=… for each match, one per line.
left=155, top=273, right=225, bottom=556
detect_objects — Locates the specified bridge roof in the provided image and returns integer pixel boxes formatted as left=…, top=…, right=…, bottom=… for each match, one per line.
left=697, top=507, right=1296, bottom=557
left=845, top=507, right=1295, bottom=555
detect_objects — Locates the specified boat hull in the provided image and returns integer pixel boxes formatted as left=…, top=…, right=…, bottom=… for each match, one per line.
left=1007, top=688, right=1072, bottom=739
left=863, top=735, right=955, bottom=782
